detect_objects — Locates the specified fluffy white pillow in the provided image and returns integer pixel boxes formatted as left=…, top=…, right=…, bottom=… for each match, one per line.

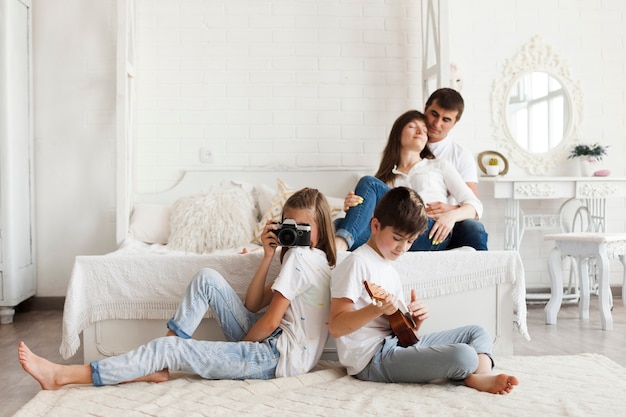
left=252, top=178, right=295, bottom=244
left=253, top=183, right=276, bottom=220
left=168, top=186, right=256, bottom=253
left=128, top=203, right=171, bottom=244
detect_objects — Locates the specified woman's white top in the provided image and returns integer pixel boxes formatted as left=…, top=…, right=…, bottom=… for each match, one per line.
left=392, top=158, right=483, bottom=219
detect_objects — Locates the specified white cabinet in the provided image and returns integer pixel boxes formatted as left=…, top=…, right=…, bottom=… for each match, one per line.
left=0, top=0, right=36, bottom=323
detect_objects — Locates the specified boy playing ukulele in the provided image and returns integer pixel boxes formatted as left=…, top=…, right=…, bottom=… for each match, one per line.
left=329, top=187, right=518, bottom=394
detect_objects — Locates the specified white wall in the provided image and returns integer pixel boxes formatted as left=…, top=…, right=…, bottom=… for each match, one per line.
left=33, top=0, right=117, bottom=296
left=32, top=0, right=626, bottom=296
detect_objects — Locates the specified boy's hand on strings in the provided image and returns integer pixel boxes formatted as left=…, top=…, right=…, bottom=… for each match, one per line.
left=407, top=289, right=429, bottom=322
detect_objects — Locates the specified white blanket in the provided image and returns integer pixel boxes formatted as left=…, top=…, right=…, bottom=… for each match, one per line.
left=60, top=250, right=528, bottom=359
left=14, top=354, right=623, bottom=417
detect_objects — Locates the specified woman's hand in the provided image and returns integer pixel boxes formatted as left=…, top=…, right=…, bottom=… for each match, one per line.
left=428, top=211, right=455, bottom=245
left=343, top=191, right=364, bottom=212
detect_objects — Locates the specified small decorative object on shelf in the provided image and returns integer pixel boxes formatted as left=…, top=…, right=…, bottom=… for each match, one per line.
left=567, top=143, right=610, bottom=177
left=477, top=150, right=509, bottom=177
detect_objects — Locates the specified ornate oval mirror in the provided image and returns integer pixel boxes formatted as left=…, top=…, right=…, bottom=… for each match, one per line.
left=491, top=36, right=583, bottom=175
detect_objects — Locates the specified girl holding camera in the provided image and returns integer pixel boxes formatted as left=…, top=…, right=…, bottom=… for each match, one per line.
left=19, top=188, right=337, bottom=389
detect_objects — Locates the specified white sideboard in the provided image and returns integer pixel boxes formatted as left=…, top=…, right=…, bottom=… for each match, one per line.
left=481, top=176, right=626, bottom=251
left=0, top=0, right=36, bottom=324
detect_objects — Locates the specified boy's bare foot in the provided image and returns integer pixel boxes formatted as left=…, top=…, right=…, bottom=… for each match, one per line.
left=18, top=341, right=69, bottom=390
left=464, top=373, right=519, bottom=394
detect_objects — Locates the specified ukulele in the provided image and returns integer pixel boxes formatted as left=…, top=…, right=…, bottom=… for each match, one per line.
left=364, top=280, right=419, bottom=347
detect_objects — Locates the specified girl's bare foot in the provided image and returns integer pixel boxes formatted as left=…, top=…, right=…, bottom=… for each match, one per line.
left=464, top=373, right=519, bottom=394
left=18, top=341, right=77, bottom=390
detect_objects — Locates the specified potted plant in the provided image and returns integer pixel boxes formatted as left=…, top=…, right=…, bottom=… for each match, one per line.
left=486, top=158, right=500, bottom=176
left=568, top=143, right=609, bottom=176
left=567, top=143, right=609, bottom=161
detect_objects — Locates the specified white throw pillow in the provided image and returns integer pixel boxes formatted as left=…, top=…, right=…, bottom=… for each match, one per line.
left=128, top=203, right=171, bottom=244
left=168, top=186, right=256, bottom=253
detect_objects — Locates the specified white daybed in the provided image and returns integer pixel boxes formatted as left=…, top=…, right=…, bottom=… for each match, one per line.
left=60, top=169, right=529, bottom=363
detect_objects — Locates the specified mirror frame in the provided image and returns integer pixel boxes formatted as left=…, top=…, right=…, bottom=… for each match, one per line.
left=491, top=36, right=583, bottom=175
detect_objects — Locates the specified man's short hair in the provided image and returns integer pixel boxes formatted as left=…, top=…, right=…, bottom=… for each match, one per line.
left=425, top=87, right=465, bottom=122
left=373, top=187, right=428, bottom=236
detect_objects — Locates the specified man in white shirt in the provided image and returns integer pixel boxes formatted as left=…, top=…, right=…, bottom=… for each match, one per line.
left=424, top=88, right=478, bottom=198
left=423, top=88, right=487, bottom=250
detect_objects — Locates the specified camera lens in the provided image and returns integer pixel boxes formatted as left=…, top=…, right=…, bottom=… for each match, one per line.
left=278, top=229, right=298, bottom=247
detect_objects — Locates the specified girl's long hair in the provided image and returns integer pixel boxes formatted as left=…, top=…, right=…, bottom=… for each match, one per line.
left=374, top=110, right=435, bottom=186
left=281, top=188, right=337, bottom=267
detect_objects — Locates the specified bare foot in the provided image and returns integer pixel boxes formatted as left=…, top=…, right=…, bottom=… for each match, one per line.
left=18, top=341, right=73, bottom=390
left=122, top=369, right=170, bottom=384
left=464, top=373, right=519, bottom=394
left=335, top=237, right=348, bottom=252
left=239, top=247, right=249, bottom=254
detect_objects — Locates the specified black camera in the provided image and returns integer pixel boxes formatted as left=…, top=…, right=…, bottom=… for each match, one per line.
left=272, top=219, right=311, bottom=247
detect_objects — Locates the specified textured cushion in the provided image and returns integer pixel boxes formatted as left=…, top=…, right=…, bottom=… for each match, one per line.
left=168, top=186, right=256, bottom=253
left=252, top=178, right=295, bottom=244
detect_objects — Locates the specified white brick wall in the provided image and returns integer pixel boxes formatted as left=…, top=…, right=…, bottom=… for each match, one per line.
left=134, top=0, right=421, bottom=192
left=130, top=0, right=626, bottom=289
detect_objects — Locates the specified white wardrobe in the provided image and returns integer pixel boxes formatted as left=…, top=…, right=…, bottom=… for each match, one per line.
left=0, top=0, right=36, bottom=324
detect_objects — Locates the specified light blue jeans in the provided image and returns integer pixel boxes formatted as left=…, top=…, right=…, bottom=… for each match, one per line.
left=335, top=175, right=488, bottom=251
left=355, top=325, right=493, bottom=383
left=91, top=268, right=280, bottom=386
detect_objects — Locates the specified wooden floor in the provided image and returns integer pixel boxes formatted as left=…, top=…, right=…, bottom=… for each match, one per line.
left=2, top=299, right=626, bottom=417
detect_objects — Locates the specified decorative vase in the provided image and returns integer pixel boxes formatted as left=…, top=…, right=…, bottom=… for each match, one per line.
left=579, top=157, right=599, bottom=177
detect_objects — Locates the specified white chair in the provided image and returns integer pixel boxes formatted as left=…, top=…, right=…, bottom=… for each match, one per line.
left=543, top=198, right=626, bottom=330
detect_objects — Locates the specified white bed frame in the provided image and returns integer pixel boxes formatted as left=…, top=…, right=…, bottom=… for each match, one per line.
left=70, top=168, right=527, bottom=363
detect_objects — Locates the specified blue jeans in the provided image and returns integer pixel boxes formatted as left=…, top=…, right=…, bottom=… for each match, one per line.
left=335, top=175, right=488, bottom=251
left=356, top=325, right=493, bottom=383
left=91, top=268, right=280, bottom=386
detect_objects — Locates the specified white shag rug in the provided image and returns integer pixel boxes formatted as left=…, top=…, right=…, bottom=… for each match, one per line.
left=14, top=354, right=623, bottom=417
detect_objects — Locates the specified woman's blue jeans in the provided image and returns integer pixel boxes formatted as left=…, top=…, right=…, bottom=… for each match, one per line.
left=334, top=176, right=488, bottom=251
left=91, top=268, right=280, bottom=385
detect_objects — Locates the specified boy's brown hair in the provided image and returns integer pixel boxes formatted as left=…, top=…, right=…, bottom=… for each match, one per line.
left=373, top=186, right=428, bottom=237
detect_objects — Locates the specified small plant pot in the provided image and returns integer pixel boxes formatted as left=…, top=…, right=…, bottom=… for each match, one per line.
left=486, top=165, right=500, bottom=176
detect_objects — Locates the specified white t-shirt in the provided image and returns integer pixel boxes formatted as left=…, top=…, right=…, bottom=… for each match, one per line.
left=331, top=244, right=404, bottom=375
left=428, top=137, right=478, bottom=183
left=272, top=246, right=331, bottom=378
left=392, top=158, right=483, bottom=219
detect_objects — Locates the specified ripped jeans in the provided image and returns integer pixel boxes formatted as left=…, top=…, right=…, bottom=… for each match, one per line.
left=91, top=268, right=280, bottom=385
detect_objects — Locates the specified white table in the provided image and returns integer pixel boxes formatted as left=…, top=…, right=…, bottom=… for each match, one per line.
left=480, top=176, right=626, bottom=302
left=544, top=233, right=626, bottom=330
left=481, top=177, right=626, bottom=251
